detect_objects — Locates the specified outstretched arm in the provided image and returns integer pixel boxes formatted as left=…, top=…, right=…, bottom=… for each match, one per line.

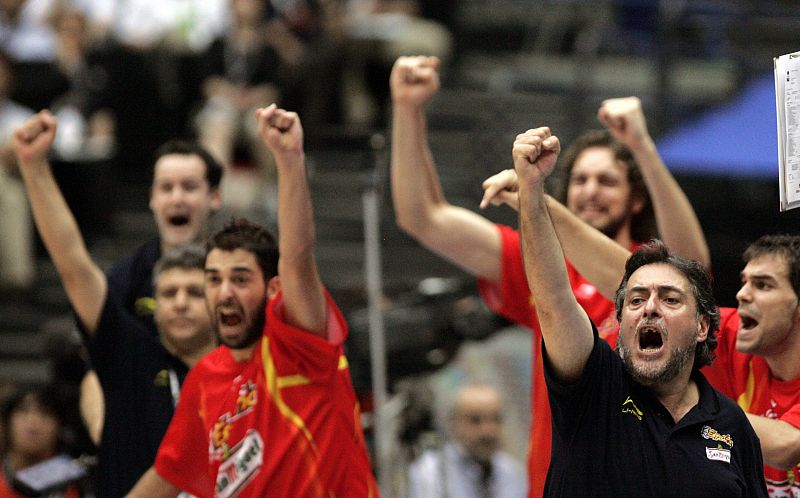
left=515, top=128, right=592, bottom=382
left=390, top=56, right=502, bottom=282
left=746, top=414, right=800, bottom=471
left=256, top=104, right=326, bottom=337
left=481, top=168, right=630, bottom=300
left=598, top=97, right=709, bottom=268
left=14, top=111, right=107, bottom=333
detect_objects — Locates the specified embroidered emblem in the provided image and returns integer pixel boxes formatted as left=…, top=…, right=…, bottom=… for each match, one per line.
left=701, top=425, right=734, bottom=448
left=154, top=369, right=170, bottom=387
left=621, top=396, right=643, bottom=421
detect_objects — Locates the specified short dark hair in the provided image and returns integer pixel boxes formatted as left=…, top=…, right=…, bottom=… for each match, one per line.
left=207, top=218, right=279, bottom=281
left=554, top=130, right=656, bottom=242
left=743, top=234, right=800, bottom=298
left=152, top=140, right=223, bottom=189
left=152, top=243, right=207, bottom=286
left=614, top=240, right=719, bottom=371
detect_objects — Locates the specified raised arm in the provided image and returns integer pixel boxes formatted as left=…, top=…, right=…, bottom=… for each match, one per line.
left=390, top=56, right=502, bottom=281
left=255, top=104, right=326, bottom=336
left=598, top=97, right=709, bottom=268
left=514, top=128, right=592, bottom=382
left=481, top=168, right=631, bottom=300
left=13, top=111, right=107, bottom=333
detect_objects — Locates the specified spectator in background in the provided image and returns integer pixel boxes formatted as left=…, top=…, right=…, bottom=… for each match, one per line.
left=343, top=0, right=452, bottom=126
left=407, top=383, right=527, bottom=498
left=0, top=385, right=88, bottom=497
left=268, top=0, right=348, bottom=127
left=0, top=0, right=57, bottom=63
left=0, top=50, right=34, bottom=294
left=194, top=0, right=285, bottom=224
left=11, top=3, right=115, bottom=161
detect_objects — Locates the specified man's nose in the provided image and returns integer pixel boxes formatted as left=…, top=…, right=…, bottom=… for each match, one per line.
left=735, top=282, right=750, bottom=304
left=643, top=294, right=660, bottom=317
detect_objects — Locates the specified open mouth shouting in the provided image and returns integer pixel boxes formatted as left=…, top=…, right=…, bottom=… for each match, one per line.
left=168, top=213, right=191, bottom=227
left=737, top=310, right=758, bottom=332
left=636, top=320, right=666, bottom=357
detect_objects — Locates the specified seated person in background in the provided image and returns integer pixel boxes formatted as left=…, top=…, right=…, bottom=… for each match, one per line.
left=194, top=0, right=286, bottom=223
left=0, top=385, right=86, bottom=497
left=407, top=383, right=526, bottom=498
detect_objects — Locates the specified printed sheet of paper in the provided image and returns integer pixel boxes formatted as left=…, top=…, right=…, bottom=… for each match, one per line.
left=775, top=51, right=800, bottom=211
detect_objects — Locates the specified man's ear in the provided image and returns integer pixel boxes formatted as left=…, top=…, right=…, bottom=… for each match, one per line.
left=630, top=191, right=646, bottom=216
left=267, top=275, right=280, bottom=299
left=696, top=314, right=710, bottom=342
left=209, top=187, right=222, bottom=212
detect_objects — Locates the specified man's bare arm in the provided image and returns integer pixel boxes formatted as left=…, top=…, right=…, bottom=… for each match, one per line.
left=746, top=413, right=800, bottom=471
left=515, top=128, right=593, bottom=382
left=599, top=97, right=709, bottom=268
left=390, top=56, right=502, bottom=282
left=256, top=105, right=326, bottom=336
left=14, top=111, right=107, bottom=333
left=481, top=168, right=631, bottom=300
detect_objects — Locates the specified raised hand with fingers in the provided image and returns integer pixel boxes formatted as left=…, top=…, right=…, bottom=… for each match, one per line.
left=390, top=55, right=441, bottom=108
left=597, top=96, right=649, bottom=151
left=480, top=168, right=519, bottom=211
left=256, top=103, right=304, bottom=159
left=13, top=110, right=57, bottom=167
left=513, top=127, right=561, bottom=189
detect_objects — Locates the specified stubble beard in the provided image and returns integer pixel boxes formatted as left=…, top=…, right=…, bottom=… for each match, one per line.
left=218, top=297, right=268, bottom=350
left=617, top=338, right=696, bottom=387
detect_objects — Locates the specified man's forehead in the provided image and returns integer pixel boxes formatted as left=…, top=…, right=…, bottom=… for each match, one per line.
left=153, top=154, right=206, bottom=181
left=156, top=267, right=204, bottom=287
left=205, top=248, right=259, bottom=271
left=627, top=263, right=689, bottom=291
left=742, top=254, right=790, bottom=280
left=572, top=146, right=626, bottom=176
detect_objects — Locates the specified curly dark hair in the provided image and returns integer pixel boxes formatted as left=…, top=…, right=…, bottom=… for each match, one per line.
left=614, top=240, right=719, bottom=371
left=207, top=218, right=279, bottom=281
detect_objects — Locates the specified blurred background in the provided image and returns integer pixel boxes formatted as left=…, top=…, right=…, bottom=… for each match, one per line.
left=0, top=0, right=799, bottom=494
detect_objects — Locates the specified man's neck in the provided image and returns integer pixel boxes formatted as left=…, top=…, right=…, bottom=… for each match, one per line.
left=230, top=344, right=257, bottom=363
left=178, top=343, right=216, bottom=368
left=653, top=373, right=699, bottom=424
left=765, top=343, right=800, bottom=382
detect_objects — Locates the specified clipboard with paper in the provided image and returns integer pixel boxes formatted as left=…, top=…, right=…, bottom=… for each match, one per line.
left=774, top=51, right=800, bottom=211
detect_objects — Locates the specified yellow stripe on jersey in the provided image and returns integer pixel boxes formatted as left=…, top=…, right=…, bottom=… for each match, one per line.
left=737, top=359, right=756, bottom=412
left=277, top=375, right=311, bottom=389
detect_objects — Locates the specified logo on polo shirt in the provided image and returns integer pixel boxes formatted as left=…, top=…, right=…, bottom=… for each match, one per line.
left=701, top=425, right=733, bottom=448
left=621, top=396, right=643, bottom=421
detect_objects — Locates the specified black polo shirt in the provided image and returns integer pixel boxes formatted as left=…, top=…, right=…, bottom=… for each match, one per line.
left=543, top=327, right=768, bottom=498
left=106, top=237, right=161, bottom=335
left=80, top=290, right=188, bottom=498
